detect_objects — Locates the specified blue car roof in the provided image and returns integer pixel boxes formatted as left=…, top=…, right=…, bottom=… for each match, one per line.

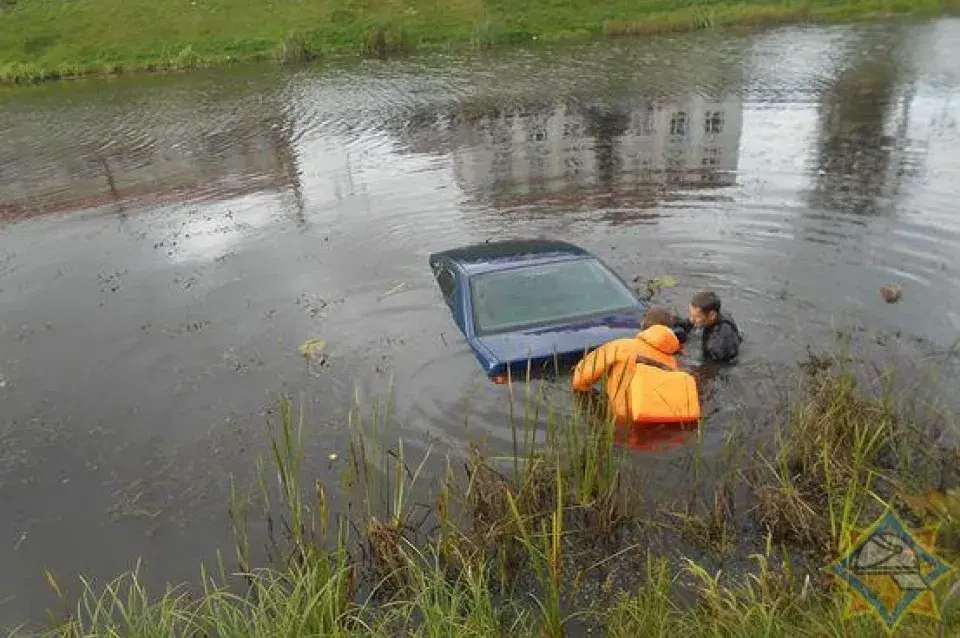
left=429, top=239, right=593, bottom=276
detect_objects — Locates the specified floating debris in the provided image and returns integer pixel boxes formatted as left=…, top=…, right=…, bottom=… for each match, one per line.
left=649, top=274, right=678, bottom=289
left=880, top=283, right=903, bottom=303
left=378, top=282, right=407, bottom=301
left=633, top=274, right=679, bottom=301
left=328, top=453, right=338, bottom=461
left=296, top=293, right=328, bottom=318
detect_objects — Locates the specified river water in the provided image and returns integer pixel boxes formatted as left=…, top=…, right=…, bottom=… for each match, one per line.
left=2, top=18, right=960, bottom=630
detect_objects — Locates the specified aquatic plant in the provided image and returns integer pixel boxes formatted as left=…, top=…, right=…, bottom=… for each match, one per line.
left=279, top=32, right=315, bottom=65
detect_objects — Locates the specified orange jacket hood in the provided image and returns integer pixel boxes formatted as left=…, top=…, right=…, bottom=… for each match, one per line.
left=636, top=324, right=681, bottom=356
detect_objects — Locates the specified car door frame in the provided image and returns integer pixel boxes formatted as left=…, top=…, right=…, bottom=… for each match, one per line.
left=431, top=257, right=469, bottom=336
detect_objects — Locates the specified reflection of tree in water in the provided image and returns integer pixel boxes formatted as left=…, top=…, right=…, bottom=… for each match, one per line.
left=812, top=42, right=915, bottom=215
left=264, top=107, right=306, bottom=227
left=519, top=98, right=552, bottom=193
left=0, top=75, right=310, bottom=224
left=582, top=103, right=631, bottom=188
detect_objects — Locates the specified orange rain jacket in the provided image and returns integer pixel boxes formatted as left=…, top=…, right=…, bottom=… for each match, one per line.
left=571, top=324, right=701, bottom=426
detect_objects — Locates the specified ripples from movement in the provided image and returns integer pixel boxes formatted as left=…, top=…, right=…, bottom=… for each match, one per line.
left=2, top=17, right=960, bottom=630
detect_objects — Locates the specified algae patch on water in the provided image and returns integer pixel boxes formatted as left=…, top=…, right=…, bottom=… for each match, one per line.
left=298, top=337, right=326, bottom=359
left=298, top=337, right=330, bottom=374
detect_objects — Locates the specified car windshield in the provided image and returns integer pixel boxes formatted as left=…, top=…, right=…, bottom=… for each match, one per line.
left=469, top=258, right=638, bottom=335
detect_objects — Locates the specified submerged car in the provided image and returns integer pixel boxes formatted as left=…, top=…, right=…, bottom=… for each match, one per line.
left=428, top=239, right=649, bottom=382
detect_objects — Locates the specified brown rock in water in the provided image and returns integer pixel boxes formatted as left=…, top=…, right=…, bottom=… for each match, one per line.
left=880, top=284, right=903, bottom=303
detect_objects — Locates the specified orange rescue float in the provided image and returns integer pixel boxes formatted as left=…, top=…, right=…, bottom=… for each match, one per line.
left=571, top=324, right=701, bottom=427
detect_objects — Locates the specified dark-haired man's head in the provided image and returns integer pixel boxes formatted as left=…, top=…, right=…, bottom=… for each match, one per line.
left=641, top=306, right=675, bottom=330
left=688, top=290, right=722, bottom=328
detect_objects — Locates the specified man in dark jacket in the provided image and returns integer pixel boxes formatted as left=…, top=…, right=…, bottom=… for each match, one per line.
left=676, top=290, right=742, bottom=363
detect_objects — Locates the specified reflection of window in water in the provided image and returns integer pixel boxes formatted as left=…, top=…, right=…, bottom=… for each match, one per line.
left=670, top=111, right=688, bottom=137
left=527, top=118, right=548, bottom=143
left=490, top=119, right=512, bottom=146
left=562, top=119, right=582, bottom=139
left=666, top=155, right=685, bottom=183
left=700, top=147, right=724, bottom=183
left=529, top=141, right=547, bottom=180
left=643, top=104, right=656, bottom=135
left=704, top=111, right=723, bottom=134
left=628, top=152, right=651, bottom=182
left=630, top=104, right=657, bottom=136
left=701, top=146, right=722, bottom=168
left=492, top=145, right=513, bottom=190
left=564, top=153, right=583, bottom=178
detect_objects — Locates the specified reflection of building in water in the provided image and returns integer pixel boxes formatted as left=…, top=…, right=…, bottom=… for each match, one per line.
left=398, top=94, right=743, bottom=206
left=0, top=109, right=303, bottom=222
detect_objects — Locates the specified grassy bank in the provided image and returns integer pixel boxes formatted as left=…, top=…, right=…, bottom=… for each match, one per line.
left=9, top=346, right=960, bottom=637
left=2, top=0, right=959, bottom=85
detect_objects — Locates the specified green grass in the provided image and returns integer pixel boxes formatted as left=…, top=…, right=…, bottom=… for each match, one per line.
left=1, top=0, right=959, bottom=84
left=5, top=344, right=957, bottom=637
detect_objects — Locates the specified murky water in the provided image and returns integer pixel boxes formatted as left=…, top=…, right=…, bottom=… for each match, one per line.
left=2, top=18, right=960, bottom=629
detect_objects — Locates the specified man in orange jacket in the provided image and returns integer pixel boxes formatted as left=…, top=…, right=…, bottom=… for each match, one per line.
left=571, top=320, right=701, bottom=427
